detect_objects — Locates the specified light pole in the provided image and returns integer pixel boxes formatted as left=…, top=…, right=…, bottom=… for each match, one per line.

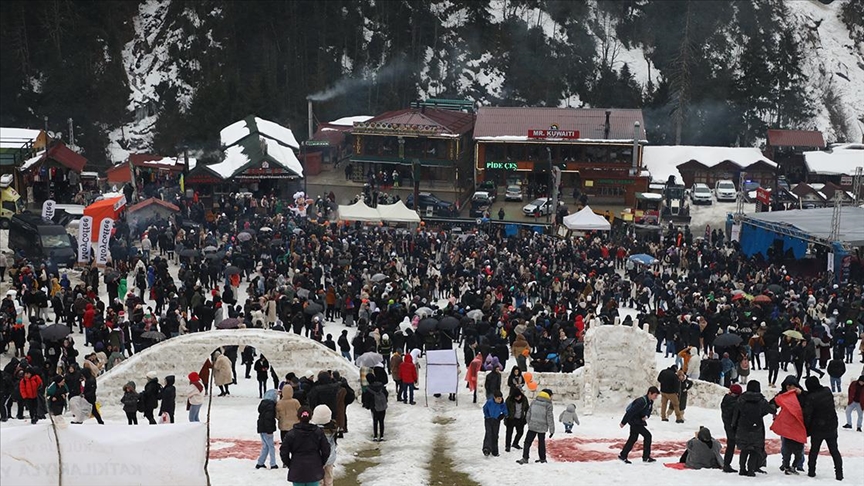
left=546, top=146, right=552, bottom=223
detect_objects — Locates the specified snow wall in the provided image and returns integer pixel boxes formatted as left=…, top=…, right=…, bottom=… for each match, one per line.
left=97, top=329, right=360, bottom=404
left=0, top=422, right=207, bottom=486
left=477, top=323, right=729, bottom=414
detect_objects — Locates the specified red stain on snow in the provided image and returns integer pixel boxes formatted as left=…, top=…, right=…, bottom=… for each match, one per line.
left=209, top=438, right=281, bottom=460
left=546, top=437, right=795, bottom=463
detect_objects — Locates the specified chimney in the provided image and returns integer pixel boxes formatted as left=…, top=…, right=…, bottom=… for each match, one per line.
left=307, top=98, right=314, bottom=140
left=604, top=110, right=611, bottom=139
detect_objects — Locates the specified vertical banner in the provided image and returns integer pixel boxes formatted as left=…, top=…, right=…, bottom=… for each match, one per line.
left=78, top=216, right=94, bottom=263
left=827, top=252, right=834, bottom=273
left=41, top=199, right=56, bottom=220
left=95, top=218, right=114, bottom=266
left=730, top=223, right=741, bottom=242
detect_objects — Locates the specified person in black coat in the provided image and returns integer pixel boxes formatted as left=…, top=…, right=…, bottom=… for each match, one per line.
left=484, top=365, right=502, bottom=402
left=80, top=367, right=104, bottom=425
left=158, top=375, right=176, bottom=423
left=730, top=380, right=775, bottom=476
left=619, top=386, right=660, bottom=463
left=256, top=389, right=279, bottom=469
left=803, top=377, right=843, bottom=480
left=720, top=384, right=743, bottom=473
left=242, top=345, right=257, bottom=379
left=657, top=365, right=682, bottom=422
left=254, top=355, right=270, bottom=399
left=307, top=372, right=340, bottom=417
left=280, top=407, right=331, bottom=483
left=142, top=372, right=162, bottom=424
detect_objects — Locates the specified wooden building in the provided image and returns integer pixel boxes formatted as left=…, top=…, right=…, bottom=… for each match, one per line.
left=766, top=129, right=825, bottom=183
left=472, top=107, right=648, bottom=206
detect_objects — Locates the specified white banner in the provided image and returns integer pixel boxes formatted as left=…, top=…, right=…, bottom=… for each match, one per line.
left=112, top=195, right=127, bottom=212
left=731, top=223, right=741, bottom=242
left=95, top=218, right=114, bottom=266
left=828, top=252, right=835, bottom=273
left=425, top=349, right=460, bottom=395
left=41, top=199, right=56, bottom=220
left=0, top=423, right=207, bottom=486
left=78, top=216, right=93, bottom=263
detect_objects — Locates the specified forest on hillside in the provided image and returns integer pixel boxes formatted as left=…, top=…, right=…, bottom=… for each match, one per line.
left=1, top=0, right=861, bottom=167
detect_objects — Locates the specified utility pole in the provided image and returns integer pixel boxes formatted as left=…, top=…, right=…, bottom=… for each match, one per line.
left=853, top=166, right=863, bottom=206
left=736, top=171, right=746, bottom=216
left=829, top=191, right=843, bottom=242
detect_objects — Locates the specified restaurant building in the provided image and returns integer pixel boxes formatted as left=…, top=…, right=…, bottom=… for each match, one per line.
left=472, top=107, right=648, bottom=206
left=349, top=105, right=475, bottom=190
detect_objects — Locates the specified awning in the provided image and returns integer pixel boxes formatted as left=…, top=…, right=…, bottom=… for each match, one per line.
left=562, top=206, right=611, bottom=231
left=337, top=200, right=382, bottom=222
left=377, top=201, right=421, bottom=223
left=83, top=195, right=126, bottom=242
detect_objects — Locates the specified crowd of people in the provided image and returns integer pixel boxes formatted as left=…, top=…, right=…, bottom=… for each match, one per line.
left=1, top=187, right=863, bottom=485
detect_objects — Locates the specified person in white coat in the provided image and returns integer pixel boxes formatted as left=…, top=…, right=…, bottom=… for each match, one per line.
left=186, top=372, right=205, bottom=422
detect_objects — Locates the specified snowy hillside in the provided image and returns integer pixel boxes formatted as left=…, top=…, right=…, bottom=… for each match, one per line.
left=101, top=0, right=863, bottom=163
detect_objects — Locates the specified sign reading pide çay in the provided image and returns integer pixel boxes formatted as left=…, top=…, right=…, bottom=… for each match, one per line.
left=485, top=161, right=519, bottom=170
left=527, top=129, right=580, bottom=140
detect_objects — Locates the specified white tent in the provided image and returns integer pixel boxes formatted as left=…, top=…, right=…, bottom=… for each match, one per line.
left=376, top=201, right=421, bottom=223
left=562, top=206, right=611, bottom=231
left=337, top=200, right=381, bottom=222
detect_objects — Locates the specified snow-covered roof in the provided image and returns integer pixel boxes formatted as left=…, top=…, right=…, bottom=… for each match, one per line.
left=329, top=115, right=373, bottom=127
left=20, top=150, right=47, bottom=171
left=642, top=146, right=777, bottom=183
left=208, top=137, right=303, bottom=179
left=803, top=147, right=864, bottom=175
left=0, top=127, right=42, bottom=149
left=220, top=116, right=299, bottom=150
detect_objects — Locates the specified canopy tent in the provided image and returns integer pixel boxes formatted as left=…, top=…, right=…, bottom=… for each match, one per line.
left=337, top=200, right=381, bottom=222
left=83, top=195, right=126, bottom=242
left=376, top=201, right=421, bottom=223
left=562, top=206, right=611, bottom=231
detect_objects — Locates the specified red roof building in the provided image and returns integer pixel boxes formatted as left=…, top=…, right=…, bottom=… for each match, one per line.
left=766, top=129, right=825, bottom=148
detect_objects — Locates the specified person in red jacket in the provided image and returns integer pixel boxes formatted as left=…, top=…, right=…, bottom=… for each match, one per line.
left=843, top=375, right=864, bottom=431
left=399, top=353, right=417, bottom=405
left=82, top=303, right=95, bottom=347
left=19, top=367, right=43, bottom=424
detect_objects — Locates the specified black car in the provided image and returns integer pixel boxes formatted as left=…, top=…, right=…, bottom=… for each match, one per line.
left=405, top=192, right=457, bottom=217
left=470, top=191, right=494, bottom=217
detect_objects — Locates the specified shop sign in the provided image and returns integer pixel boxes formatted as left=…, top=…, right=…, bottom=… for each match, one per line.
left=527, top=129, right=580, bottom=140
left=485, top=161, right=519, bottom=171
left=596, top=179, right=634, bottom=185
left=305, top=140, right=330, bottom=147
left=756, top=187, right=770, bottom=205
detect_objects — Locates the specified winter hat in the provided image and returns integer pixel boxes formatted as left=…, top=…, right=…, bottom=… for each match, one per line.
left=53, top=375, right=65, bottom=384
left=146, top=371, right=158, bottom=380
left=188, top=372, right=200, bottom=382
left=365, top=373, right=376, bottom=384
left=541, top=388, right=554, bottom=396
left=857, top=375, right=864, bottom=383
left=805, top=376, right=823, bottom=392
left=746, top=381, right=761, bottom=393
left=305, top=370, right=315, bottom=380
left=729, top=384, right=743, bottom=395
left=697, top=427, right=712, bottom=442
left=780, top=375, right=800, bottom=389
left=309, top=405, right=331, bottom=425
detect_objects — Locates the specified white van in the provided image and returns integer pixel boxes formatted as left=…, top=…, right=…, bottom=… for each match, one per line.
left=714, top=180, right=737, bottom=202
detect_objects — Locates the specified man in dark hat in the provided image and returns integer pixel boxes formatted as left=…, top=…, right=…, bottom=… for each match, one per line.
left=803, top=377, right=843, bottom=481
left=731, top=380, right=775, bottom=476
left=721, top=383, right=743, bottom=473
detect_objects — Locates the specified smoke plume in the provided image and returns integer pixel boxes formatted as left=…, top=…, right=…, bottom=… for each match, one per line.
left=307, top=59, right=412, bottom=102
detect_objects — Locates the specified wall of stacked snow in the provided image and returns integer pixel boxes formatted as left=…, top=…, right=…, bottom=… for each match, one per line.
left=96, top=329, right=359, bottom=404
left=685, top=379, right=731, bottom=409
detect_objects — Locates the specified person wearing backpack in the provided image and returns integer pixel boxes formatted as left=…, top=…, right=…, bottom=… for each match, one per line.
left=516, top=388, right=555, bottom=465
left=121, top=381, right=139, bottom=425
left=362, top=372, right=388, bottom=442
left=142, top=371, right=162, bottom=425
left=618, top=386, right=660, bottom=464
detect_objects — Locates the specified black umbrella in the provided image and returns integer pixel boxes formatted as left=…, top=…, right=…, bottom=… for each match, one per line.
left=438, top=316, right=460, bottom=332
left=714, top=333, right=742, bottom=348
left=304, top=301, right=324, bottom=315
left=141, top=331, right=166, bottom=342
left=216, top=318, right=242, bottom=329
left=205, top=251, right=226, bottom=260
left=767, top=284, right=784, bottom=295
left=225, top=266, right=242, bottom=276
left=179, top=249, right=200, bottom=257
left=40, top=324, right=71, bottom=342
left=417, top=318, right=439, bottom=334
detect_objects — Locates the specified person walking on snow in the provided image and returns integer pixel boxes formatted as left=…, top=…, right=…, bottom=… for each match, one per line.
left=398, top=352, right=417, bottom=405
left=558, top=403, right=580, bottom=433
left=516, top=388, right=555, bottom=464
left=843, top=375, right=864, bottom=432
left=280, top=407, right=331, bottom=485
left=361, top=373, right=388, bottom=442
left=483, top=390, right=508, bottom=456
left=186, top=372, right=204, bottom=422
left=505, top=388, right=529, bottom=453
left=255, top=389, right=279, bottom=470
left=618, top=386, right=660, bottom=464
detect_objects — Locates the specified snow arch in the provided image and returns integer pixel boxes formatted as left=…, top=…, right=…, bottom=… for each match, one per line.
left=96, top=329, right=359, bottom=404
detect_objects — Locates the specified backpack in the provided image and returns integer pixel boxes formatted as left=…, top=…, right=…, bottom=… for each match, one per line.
left=625, top=396, right=646, bottom=415
left=371, top=388, right=387, bottom=412
left=137, top=394, right=146, bottom=412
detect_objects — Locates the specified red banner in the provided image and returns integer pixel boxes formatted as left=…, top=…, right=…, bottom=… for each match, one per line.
left=527, top=129, right=580, bottom=140
left=756, top=187, right=770, bottom=205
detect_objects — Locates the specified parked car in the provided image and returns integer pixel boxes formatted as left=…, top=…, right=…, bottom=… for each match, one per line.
left=405, top=192, right=457, bottom=217
left=690, top=183, right=713, bottom=205
left=476, top=180, right=498, bottom=200
left=505, top=184, right=524, bottom=201
left=522, top=197, right=559, bottom=217
left=714, top=179, right=737, bottom=201
left=470, top=191, right=494, bottom=217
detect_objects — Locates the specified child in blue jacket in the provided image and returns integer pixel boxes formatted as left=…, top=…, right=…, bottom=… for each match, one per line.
left=483, top=391, right=509, bottom=456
